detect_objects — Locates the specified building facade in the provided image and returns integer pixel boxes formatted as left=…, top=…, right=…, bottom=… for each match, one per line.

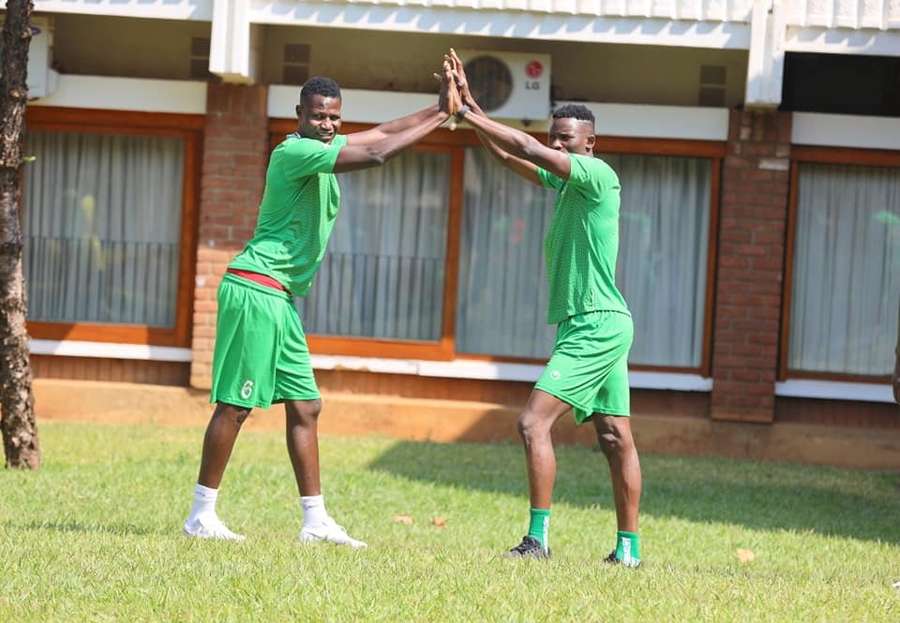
left=12, top=0, right=900, bottom=466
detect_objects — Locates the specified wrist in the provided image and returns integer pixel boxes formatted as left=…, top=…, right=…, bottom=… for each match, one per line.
left=455, top=105, right=471, bottom=121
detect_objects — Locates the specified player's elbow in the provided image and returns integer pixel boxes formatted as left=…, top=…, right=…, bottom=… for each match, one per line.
left=520, top=137, right=542, bottom=160
left=365, top=146, right=387, bottom=166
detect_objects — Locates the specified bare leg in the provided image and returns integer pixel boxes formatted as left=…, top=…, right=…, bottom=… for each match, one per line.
left=285, top=399, right=322, bottom=496
left=594, top=415, right=641, bottom=532
left=197, top=403, right=252, bottom=489
left=517, top=389, right=576, bottom=509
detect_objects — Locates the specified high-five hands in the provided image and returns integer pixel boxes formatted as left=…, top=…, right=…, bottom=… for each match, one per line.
left=436, top=58, right=463, bottom=129
left=447, top=49, right=476, bottom=111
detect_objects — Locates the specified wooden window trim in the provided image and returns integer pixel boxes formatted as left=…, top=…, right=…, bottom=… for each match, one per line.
left=780, top=145, right=900, bottom=384
left=24, top=106, right=202, bottom=347
left=270, top=120, right=722, bottom=371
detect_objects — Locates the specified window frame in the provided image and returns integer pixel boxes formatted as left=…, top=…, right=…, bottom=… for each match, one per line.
left=269, top=119, right=723, bottom=372
left=24, top=106, right=203, bottom=347
left=780, top=145, right=900, bottom=384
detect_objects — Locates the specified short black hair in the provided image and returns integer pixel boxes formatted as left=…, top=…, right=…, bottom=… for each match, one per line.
left=552, top=104, right=595, bottom=129
left=300, top=76, right=341, bottom=104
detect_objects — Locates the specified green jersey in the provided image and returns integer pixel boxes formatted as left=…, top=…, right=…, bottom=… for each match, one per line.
left=229, top=133, right=348, bottom=296
left=537, top=154, right=629, bottom=324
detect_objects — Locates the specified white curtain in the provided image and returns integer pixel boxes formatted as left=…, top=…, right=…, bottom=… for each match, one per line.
left=608, top=153, right=710, bottom=367
left=456, top=149, right=556, bottom=358
left=23, top=131, right=185, bottom=327
left=298, top=150, right=451, bottom=340
left=457, top=148, right=711, bottom=367
left=789, top=163, right=900, bottom=376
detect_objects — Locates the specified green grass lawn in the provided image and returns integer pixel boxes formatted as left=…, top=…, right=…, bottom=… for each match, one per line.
left=1, top=421, right=898, bottom=622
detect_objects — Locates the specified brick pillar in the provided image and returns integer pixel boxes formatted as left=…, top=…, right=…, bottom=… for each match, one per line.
left=190, top=83, right=269, bottom=389
left=710, top=110, right=792, bottom=423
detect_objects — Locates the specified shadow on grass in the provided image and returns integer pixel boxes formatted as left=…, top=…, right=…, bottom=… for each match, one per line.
left=4, top=520, right=161, bottom=537
left=367, top=440, right=900, bottom=544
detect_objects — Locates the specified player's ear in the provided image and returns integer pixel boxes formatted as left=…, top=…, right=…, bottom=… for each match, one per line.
left=586, top=132, right=596, bottom=152
left=295, top=104, right=302, bottom=119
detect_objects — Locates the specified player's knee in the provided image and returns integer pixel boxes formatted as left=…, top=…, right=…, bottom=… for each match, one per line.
left=289, top=399, right=322, bottom=426
left=597, top=422, right=633, bottom=458
left=219, top=406, right=251, bottom=426
left=517, top=409, right=547, bottom=443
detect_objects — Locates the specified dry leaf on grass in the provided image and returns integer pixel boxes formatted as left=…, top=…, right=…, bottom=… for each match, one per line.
left=736, top=548, right=755, bottom=563
left=431, top=516, right=447, bottom=528
left=392, top=514, right=414, bottom=525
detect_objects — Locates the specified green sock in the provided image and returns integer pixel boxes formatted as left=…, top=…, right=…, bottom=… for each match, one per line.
left=527, top=508, right=551, bottom=550
left=615, top=530, right=640, bottom=565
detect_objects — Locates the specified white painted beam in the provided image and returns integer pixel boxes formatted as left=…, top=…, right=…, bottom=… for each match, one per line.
left=792, top=112, right=900, bottom=150
left=775, top=380, right=895, bottom=404
left=209, top=0, right=260, bottom=84
left=745, top=0, right=786, bottom=109
left=29, top=74, right=208, bottom=114
left=30, top=340, right=192, bottom=362
left=310, top=354, right=714, bottom=391
left=560, top=102, right=729, bottom=140
left=268, top=85, right=436, bottom=123
left=269, top=85, right=729, bottom=141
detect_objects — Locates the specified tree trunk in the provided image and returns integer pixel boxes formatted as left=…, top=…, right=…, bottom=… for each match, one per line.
left=0, top=0, right=40, bottom=470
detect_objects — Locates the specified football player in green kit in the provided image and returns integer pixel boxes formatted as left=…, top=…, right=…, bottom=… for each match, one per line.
left=448, top=50, right=642, bottom=566
left=183, top=68, right=461, bottom=546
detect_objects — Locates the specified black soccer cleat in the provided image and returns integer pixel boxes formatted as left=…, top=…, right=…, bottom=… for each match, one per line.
left=504, top=536, right=551, bottom=559
left=603, top=549, right=641, bottom=568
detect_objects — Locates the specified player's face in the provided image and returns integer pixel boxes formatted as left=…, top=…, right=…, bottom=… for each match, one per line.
left=547, top=118, right=595, bottom=155
left=297, top=94, right=342, bottom=143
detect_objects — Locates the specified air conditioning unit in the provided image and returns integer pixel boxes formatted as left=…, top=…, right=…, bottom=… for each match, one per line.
left=457, top=50, right=551, bottom=121
left=0, top=16, right=59, bottom=99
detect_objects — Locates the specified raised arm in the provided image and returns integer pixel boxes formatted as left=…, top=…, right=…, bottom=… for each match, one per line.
left=448, top=50, right=542, bottom=186
left=332, top=63, right=459, bottom=173
left=333, top=111, right=447, bottom=173
left=460, top=110, right=570, bottom=181
left=345, top=105, right=443, bottom=147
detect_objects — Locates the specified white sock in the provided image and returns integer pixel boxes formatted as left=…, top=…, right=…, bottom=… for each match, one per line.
left=188, top=483, right=218, bottom=521
left=300, top=495, right=329, bottom=527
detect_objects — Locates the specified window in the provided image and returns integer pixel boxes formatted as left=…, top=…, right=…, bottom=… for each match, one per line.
left=457, top=147, right=715, bottom=370
left=298, top=149, right=452, bottom=342
left=785, top=152, right=900, bottom=379
left=267, top=120, right=719, bottom=370
left=24, top=108, right=201, bottom=346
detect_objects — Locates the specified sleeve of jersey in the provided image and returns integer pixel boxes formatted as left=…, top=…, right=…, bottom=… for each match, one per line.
left=280, top=135, right=346, bottom=181
left=566, top=154, right=606, bottom=200
left=535, top=166, right=564, bottom=190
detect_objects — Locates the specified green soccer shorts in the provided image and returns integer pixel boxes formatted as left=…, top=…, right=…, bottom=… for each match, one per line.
left=534, top=310, right=634, bottom=423
left=210, top=273, right=319, bottom=409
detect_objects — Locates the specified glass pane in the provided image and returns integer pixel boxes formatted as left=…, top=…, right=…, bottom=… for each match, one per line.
left=298, top=150, right=451, bottom=341
left=607, top=154, right=710, bottom=367
left=457, top=148, right=711, bottom=367
left=23, top=131, right=185, bottom=327
left=789, top=163, right=900, bottom=375
left=456, top=148, right=556, bottom=358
